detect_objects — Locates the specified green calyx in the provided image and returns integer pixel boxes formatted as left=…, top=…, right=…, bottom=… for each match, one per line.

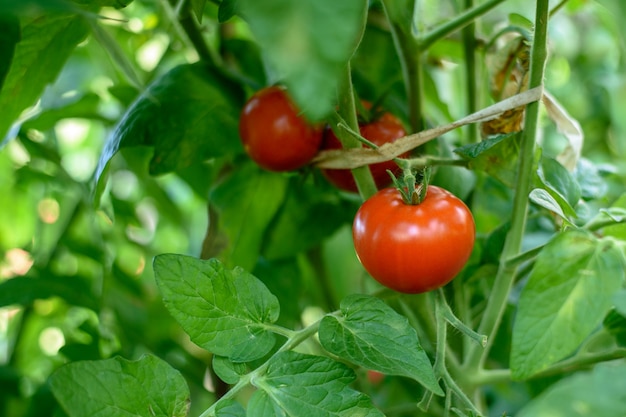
left=389, top=164, right=432, bottom=205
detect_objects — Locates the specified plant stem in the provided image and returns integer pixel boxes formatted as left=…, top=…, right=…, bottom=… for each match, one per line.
left=336, top=63, right=378, bottom=200
left=200, top=319, right=322, bottom=417
left=461, top=0, right=479, bottom=143
left=464, top=0, right=549, bottom=371
left=383, top=0, right=425, bottom=133
left=437, top=289, right=487, bottom=348
left=434, top=294, right=482, bottom=415
left=530, top=348, right=626, bottom=379
left=419, top=0, right=509, bottom=50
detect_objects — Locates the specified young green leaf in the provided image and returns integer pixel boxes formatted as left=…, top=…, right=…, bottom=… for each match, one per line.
left=236, top=0, right=368, bottom=121
left=319, top=294, right=443, bottom=395
left=248, top=351, right=385, bottom=416
left=529, top=188, right=570, bottom=222
left=517, top=362, right=626, bottom=416
left=210, top=162, right=289, bottom=271
left=50, top=354, right=190, bottom=417
left=94, top=62, right=244, bottom=185
left=153, top=255, right=280, bottom=362
left=511, top=230, right=625, bottom=380
left=535, top=157, right=581, bottom=217
left=0, top=13, right=89, bottom=143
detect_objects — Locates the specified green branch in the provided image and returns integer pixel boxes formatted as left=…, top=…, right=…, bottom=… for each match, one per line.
left=200, top=319, right=323, bottom=417
left=335, top=63, right=378, bottom=200
left=419, top=0, right=509, bottom=50
left=464, top=0, right=550, bottom=371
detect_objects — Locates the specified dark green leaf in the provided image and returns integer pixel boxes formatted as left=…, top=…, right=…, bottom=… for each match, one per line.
left=319, top=294, right=443, bottom=395
left=94, top=62, right=244, bottom=184
left=0, top=13, right=89, bottom=142
left=454, top=133, right=521, bottom=187
left=73, top=0, right=134, bottom=8
left=511, top=230, right=625, bottom=380
left=210, top=163, right=288, bottom=271
left=0, top=14, right=20, bottom=90
left=0, top=275, right=98, bottom=310
left=262, top=179, right=354, bottom=260
left=221, top=38, right=266, bottom=87
left=50, top=355, right=190, bottom=417
left=153, top=255, right=280, bottom=362
left=237, top=0, right=368, bottom=121
left=603, top=309, right=626, bottom=347
left=248, top=351, right=385, bottom=416
left=517, top=362, right=626, bottom=417
left=218, top=0, right=238, bottom=22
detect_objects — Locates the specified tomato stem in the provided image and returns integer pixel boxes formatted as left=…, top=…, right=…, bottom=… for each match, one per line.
left=336, top=63, right=378, bottom=200
left=437, top=289, right=487, bottom=348
left=464, top=0, right=550, bottom=373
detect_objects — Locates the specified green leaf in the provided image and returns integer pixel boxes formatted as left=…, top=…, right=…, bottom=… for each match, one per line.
left=0, top=13, right=89, bottom=142
left=614, top=289, right=626, bottom=316
left=212, top=355, right=247, bottom=385
left=517, top=362, right=626, bottom=417
left=511, top=230, right=625, bottom=380
left=262, top=179, right=354, bottom=260
left=0, top=14, right=20, bottom=90
left=248, top=351, right=384, bottom=416
left=210, top=163, right=288, bottom=271
left=21, top=93, right=106, bottom=131
left=50, top=354, right=190, bottom=417
left=454, top=133, right=521, bottom=187
left=153, top=255, right=280, bottom=362
left=218, top=0, right=238, bottom=22
left=215, top=399, right=246, bottom=417
left=319, top=294, right=443, bottom=395
left=529, top=188, right=570, bottom=222
left=535, top=157, right=581, bottom=217
left=94, top=62, right=244, bottom=183
left=237, top=0, right=368, bottom=121
left=0, top=275, right=98, bottom=310
left=603, top=309, right=626, bottom=347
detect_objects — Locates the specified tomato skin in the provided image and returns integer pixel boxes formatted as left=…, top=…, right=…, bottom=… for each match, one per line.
left=321, top=112, right=408, bottom=192
left=352, top=186, right=475, bottom=294
left=239, top=86, right=323, bottom=171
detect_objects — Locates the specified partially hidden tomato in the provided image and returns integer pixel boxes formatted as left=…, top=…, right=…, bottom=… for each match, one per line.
left=352, top=186, right=475, bottom=294
left=320, top=110, right=408, bottom=192
left=239, top=86, right=323, bottom=171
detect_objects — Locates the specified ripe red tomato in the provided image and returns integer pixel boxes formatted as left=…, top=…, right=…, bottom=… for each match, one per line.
left=239, top=86, right=323, bottom=171
left=320, top=111, right=408, bottom=192
left=353, top=186, right=475, bottom=294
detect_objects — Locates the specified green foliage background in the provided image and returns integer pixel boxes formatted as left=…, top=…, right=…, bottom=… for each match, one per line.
left=1, top=0, right=626, bottom=416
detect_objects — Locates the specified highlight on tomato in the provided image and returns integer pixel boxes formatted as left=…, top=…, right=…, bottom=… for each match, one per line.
left=238, top=85, right=323, bottom=172
left=320, top=106, right=408, bottom=192
left=352, top=185, right=475, bottom=294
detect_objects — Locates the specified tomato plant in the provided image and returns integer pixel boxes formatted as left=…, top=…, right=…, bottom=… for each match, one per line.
left=353, top=185, right=475, bottom=293
left=321, top=109, right=408, bottom=192
left=239, top=86, right=323, bottom=171
left=2, top=0, right=626, bottom=417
